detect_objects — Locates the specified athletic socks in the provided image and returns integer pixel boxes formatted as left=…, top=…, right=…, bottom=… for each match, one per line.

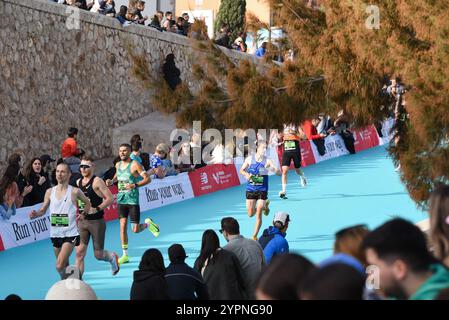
left=122, top=244, right=128, bottom=257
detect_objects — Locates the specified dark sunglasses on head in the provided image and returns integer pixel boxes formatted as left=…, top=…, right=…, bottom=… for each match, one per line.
left=79, top=165, right=92, bottom=169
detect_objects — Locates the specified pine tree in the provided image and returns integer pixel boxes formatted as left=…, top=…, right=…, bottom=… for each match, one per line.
left=214, top=0, right=246, bottom=41
left=129, top=0, right=449, bottom=206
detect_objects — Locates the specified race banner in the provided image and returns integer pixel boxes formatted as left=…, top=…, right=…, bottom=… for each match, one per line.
left=0, top=204, right=50, bottom=251
left=139, top=173, right=195, bottom=212
left=354, top=126, right=380, bottom=152
left=189, top=164, right=241, bottom=197
left=310, top=134, right=350, bottom=163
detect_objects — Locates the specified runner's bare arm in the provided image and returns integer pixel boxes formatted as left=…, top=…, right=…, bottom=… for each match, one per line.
left=266, top=159, right=282, bottom=176
left=29, top=189, right=51, bottom=219
left=105, top=163, right=118, bottom=187
left=239, top=158, right=252, bottom=180
left=94, top=177, right=114, bottom=210
left=133, top=161, right=151, bottom=187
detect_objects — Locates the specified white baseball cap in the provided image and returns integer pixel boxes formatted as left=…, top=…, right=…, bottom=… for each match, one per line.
left=273, top=212, right=290, bottom=225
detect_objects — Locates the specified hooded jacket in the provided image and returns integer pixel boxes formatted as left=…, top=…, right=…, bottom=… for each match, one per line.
left=410, top=264, right=449, bottom=300
left=130, top=270, right=170, bottom=300
left=258, top=226, right=289, bottom=264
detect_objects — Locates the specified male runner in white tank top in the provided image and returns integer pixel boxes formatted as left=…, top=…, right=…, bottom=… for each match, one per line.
left=30, top=163, right=92, bottom=279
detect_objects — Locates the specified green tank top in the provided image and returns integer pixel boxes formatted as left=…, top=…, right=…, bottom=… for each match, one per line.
left=116, top=161, right=139, bottom=205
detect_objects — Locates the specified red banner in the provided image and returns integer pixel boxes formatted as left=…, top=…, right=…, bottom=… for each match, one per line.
left=354, top=126, right=380, bottom=152
left=0, top=235, right=4, bottom=251
left=189, top=164, right=241, bottom=197
left=277, top=141, right=316, bottom=169
left=104, top=185, right=119, bottom=222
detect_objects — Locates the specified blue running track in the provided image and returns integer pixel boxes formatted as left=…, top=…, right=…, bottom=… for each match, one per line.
left=0, top=145, right=426, bottom=299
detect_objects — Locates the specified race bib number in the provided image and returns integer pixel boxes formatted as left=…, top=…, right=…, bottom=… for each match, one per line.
left=118, top=180, right=129, bottom=193
left=77, top=199, right=85, bottom=214
left=284, top=140, right=297, bottom=151
left=250, top=175, right=264, bottom=186
left=51, top=213, right=69, bottom=227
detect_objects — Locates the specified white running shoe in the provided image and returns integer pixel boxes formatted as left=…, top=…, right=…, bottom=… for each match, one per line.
left=300, top=175, right=307, bottom=188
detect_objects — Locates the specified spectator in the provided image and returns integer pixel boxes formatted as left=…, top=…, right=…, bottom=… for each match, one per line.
left=258, top=212, right=290, bottom=264
left=214, top=24, right=231, bottom=49
left=428, top=185, right=449, bottom=268
left=190, top=132, right=206, bottom=169
left=255, top=42, right=267, bottom=58
left=255, top=253, right=316, bottom=300
left=162, top=11, right=174, bottom=31
left=165, top=244, right=209, bottom=300
left=130, top=248, right=170, bottom=300
left=65, top=0, right=88, bottom=9
left=7, top=153, right=23, bottom=172
left=303, top=118, right=327, bottom=156
left=163, top=53, right=182, bottom=90
left=61, top=127, right=84, bottom=173
left=176, top=142, right=195, bottom=173
left=194, top=229, right=247, bottom=300
left=0, top=165, right=24, bottom=220
left=332, top=110, right=356, bottom=154
left=220, top=217, right=266, bottom=298
left=125, top=8, right=138, bottom=23
left=149, top=145, right=167, bottom=179
left=101, top=0, right=115, bottom=16
left=176, top=17, right=185, bottom=35
left=134, top=1, right=148, bottom=25
left=149, top=14, right=163, bottom=31
left=116, top=5, right=129, bottom=25
left=181, top=13, right=191, bottom=36
left=89, top=0, right=103, bottom=12
left=40, top=154, right=56, bottom=186
left=362, top=218, right=449, bottom=300
left=130, top=134, right=150, bottom=171
left=45, top=279, right=97, bottom=300
left=300, top=263, right=365, bottom=300
left=17, top=157, right=51, bottom=207
left=316, top=114, right=334, bottom=135
left=232, top=32, right=246, bottom=52
left=156, top=143, right=178, bottom=177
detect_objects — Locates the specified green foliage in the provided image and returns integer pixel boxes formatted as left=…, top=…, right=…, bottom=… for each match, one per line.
left=214, top=0, right=246, bottom=41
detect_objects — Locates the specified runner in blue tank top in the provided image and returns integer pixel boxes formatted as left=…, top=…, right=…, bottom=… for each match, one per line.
left=240, top=140, right=281, bottom=240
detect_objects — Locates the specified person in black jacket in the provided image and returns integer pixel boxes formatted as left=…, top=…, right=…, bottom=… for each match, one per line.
left=17, top=157, right=51, bottom=207
left=165, top=244, right=209, bottom=300
left=163, top=54, right=182, bottom=90
left=194, top=230, right=247, bottom=300
left=130, top=248, right=170, bottom=300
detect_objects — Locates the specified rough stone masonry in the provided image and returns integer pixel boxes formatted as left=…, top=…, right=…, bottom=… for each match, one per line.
left=0, top=0, right=260, bottom=172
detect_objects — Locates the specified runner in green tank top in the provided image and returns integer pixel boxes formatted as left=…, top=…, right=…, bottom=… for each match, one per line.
left=106, top=143, right=160, bottom=265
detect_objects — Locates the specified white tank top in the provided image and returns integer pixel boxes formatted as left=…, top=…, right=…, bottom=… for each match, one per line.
left=49, top=185, right=79, bottom=238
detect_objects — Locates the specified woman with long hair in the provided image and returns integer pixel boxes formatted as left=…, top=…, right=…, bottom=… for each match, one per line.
left=18, top=157, right=51, bottom=207
left=429, top=185, right=449, bottom=267
left=130, top=248, right=169, bottom=300
left=194, top=230, right=247, bottom=299
left=0, top=165, right=24, bottom=220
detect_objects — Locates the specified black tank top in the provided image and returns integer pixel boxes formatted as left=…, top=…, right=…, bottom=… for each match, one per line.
left=77, top=176, right=104, bottom=220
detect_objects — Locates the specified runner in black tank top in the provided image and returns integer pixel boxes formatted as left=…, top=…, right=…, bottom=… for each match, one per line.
left=75, top=157, right=120, bottom=277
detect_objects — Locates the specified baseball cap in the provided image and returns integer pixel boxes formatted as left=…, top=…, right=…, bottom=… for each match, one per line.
left=273, top=212, right=290, bottom=225
left=168, top=244, right=188, bottom=262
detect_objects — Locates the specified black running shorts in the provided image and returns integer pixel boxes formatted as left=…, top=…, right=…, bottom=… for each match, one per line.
left=51, top=236, right=80, bottom=248
left=118, top=204, right=141, bottom=224
left=246, top=191, right=268, bottom=200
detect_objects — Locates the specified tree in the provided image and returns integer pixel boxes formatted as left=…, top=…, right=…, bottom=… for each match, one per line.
left=129, top=0, right=449, bottom=206
left=214, top=0, right=246, bottom=41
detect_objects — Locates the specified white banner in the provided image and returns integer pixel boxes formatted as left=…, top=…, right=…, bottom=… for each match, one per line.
left=0, top=204, right=50, bottom=250
left=139, top=173, right=195, bottom=212
left=310, top=134, right=350, bottom=163
left=379, top=118, right=395, bottom=146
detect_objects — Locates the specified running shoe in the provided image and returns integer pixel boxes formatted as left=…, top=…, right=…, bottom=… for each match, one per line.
left=262, top=200, right=270, bottom=216
left=300, top=175, right=307, bottom=188
left=118, top=254, right=129, bottom=265
left=145, top=218, right=160, bottom=237
left=110, top=252, right=120, bottom=276
left=279, top=191, right=287, bottom=199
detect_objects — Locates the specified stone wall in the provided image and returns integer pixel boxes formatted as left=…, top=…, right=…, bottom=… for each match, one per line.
left=0, top=0, right=262, bottom=172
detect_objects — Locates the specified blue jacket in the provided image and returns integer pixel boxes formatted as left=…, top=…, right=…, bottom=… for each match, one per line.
left=258, top=226, right=289, bottom=264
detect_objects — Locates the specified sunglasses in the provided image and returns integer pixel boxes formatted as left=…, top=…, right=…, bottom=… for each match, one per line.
left=79, top=165, right=92, bottom=169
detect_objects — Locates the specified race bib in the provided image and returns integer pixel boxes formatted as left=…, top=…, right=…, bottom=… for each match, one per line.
left=77, top=199, right=85, bottom=214
left=51, top=213, right=69, bottom=227
left=284, top=140, right=297, bottom=151
left=118, top=180, right=129, bottom=193
left=250, top=175, right=264, bottom=186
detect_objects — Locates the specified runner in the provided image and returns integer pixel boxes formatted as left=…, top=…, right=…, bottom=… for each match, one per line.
left=29, top=163, right=92, bottom=279
left=279, top=123, right=307, bottom=199
left=75, top=156, right=120, bottom=277
left=106, top=143, right=160, bottom=265
left=240, top=140, right=281, bottom=240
